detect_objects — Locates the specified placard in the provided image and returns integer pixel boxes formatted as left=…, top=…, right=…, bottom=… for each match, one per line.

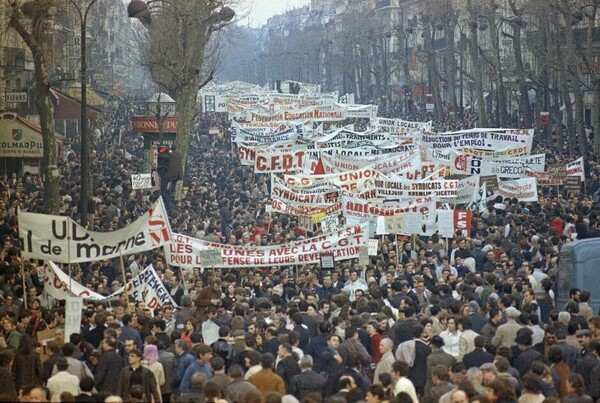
left=320, top=252, right=335, bottom=269
left=385, top=216, right=407, bottom=234
left=368, top=239, right=379, bottom=256
left=358, top=246, right=370, bottom=266
left=65, top=296, right=83, bottom=343
left=320, top=214, right=340, bottom=234
left=480, top=175, right=498, bottom=194
left=564, top=177, right=581, bottom=193
left=198, top=249, right=223, bottom=267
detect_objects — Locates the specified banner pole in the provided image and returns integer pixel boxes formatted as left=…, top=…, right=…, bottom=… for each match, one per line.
left=395, top=233, right=399, bottom=267
left=21, top=259, right=28, bottom=310
left=119, top=252, right=128, bottom=305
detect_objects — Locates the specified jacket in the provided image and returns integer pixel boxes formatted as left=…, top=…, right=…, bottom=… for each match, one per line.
left=194, top=287, right=221, bottom=322
left=94, top=349, right=126, bottom=394
left=158, top=349, right=176, bottom=394
left=223, top=378, right=257, bottom=403
left=289, top=370, right=326, bottom=399
left=491, top=319, right=522, bottom=348
left=248, top=368, right=285, bottom=396
left=12, top=351, right=42, bottom=390
left=276, top=356, right=301, bottom=393
left=0, top=366, right=16, bottom=401
left=117, top=365, right=161, bottom=402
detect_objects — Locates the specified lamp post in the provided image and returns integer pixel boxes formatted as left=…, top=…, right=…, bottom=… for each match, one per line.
left=71, top=0, right=98, bottom=228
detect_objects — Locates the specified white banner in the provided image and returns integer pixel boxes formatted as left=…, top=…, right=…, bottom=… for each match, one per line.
left=419, top=128, right=534, bottom=151
left=451, top=154, right=545, bottom=178
left=164, top=224, right=369, bottom=268
left=284, top=167, right=385, bottom=191
left=19, top=198, right=172, bottom=263
left=254, top=148, right=306, bottom=173
left=271, top=199, right=343, bottom=217
left=40, top=262, right=105, bottom=300
left=369, top=117, right=432, bottom=134
left=308, top=150, right=420, bottom=176
left=42, top=262, right=177, bottom=309
left=566, top=157, right=585, bottom=180
left=65, top=296, right=83, bottom=343
left=374, top=178, right=458, bottom=199
left=456, top=176, right=480, bottom=205
left=341, top=193, right=437, bottom=235
left=498, top=178, right=538, bottom=202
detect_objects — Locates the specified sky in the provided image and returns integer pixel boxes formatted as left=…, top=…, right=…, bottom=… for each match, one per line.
left=242, top=0, right=311, bottom=28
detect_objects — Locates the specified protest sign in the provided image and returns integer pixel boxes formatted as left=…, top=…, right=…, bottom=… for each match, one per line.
left=368, top=239, right=380, bottom=256
left=566, top=157, right=585, bottom=180
left=450, top=154, right=545, bottom=178
left=375, top=178, right=458, bottom=199
left=164, top=223, right=369, bottom=268
left=358, top=246, right=370, bottom=266
left=254, top=148, right=306, bottom=173
left=419, top=128, right=534, bottom=151
left=320, top=214, right=340, bottom=234
left=198, top=249, right=223, bottom=267
left=131, top=173, right=153, bottom=190
left=564, top=177, right=582, bottom=194
left=65, top=297, right=83, bottom=343
left=111, top=265, right=177, bottom=310
left=20, top=197, right=172, bottom=263
left=284, top=167, right=385, bottom=192
left=498, top=178, right=538, bottom=202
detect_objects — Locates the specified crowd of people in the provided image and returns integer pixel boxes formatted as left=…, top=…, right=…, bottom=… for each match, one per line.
left=0, top=93, right=599, bottom=403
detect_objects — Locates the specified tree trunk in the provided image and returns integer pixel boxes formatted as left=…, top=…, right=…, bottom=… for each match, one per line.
left=174, top=76, right=199, bottom=182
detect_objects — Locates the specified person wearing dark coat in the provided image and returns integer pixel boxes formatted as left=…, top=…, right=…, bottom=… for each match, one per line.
left=305, top=321, right=331, bottom=370
left=0, top=350, right=17, bottom=401
left=12, top=334, right=42, bottom=390
left=94, top=337, right=126, bottom=394
left=390, top=306, right=418, bottom=349
left=117, top=348, right=161, bottom=402
left=463, top=336, right=495, bottom=370
left=407, top=325, right=431, bottom=396
left=289, top=355, right=326, bottom=400
left=290, top=313, right=310, bottom=352
left=276, top=343, right=301, bottom=393
left=84, top=312, right=107, bottom=349
left=262, top=328, right=281, bottom=357
left=513, top=333, right=544, bottom=378
left=118, top=314, right=143, bottom=350
left=41, top=340, right=62, bottom=384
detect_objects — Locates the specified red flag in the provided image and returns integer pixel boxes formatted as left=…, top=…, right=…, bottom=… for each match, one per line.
left=313, top=158, right=325, bottom=175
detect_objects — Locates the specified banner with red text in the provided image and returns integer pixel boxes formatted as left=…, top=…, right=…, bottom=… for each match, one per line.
left=497, top=177, right=538, bottom=202
left=165, top=224, right=369, bottom=268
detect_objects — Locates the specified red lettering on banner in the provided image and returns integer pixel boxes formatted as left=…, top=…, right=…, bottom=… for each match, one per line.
left=454, top=210, right=472, bottom=236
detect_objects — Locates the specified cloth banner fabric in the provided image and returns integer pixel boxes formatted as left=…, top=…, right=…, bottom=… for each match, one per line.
left=419, top=128, right=534, bottom=152
left=42, top=262, right=177, bottom=309
left=498, top=178, right=538, bottom=202
left=164, top=223, right=369, bottom=268
left=19, top=197, right=172, bottom=263
left=65, top=296, right=84, bottom=343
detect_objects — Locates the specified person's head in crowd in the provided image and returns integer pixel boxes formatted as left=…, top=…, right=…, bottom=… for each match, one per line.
left=17, top=384, right=49, bottom=402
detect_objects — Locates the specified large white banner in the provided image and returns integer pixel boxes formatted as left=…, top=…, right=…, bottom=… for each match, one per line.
left=419, top=128, right=534, bottom=151
left=164, top=223, right=369, bottom=268
left=375, top=178, right=458, bottom=199
left=451, top=154, right=546, bottom=178
left=308, top=150, right=421, bottom=176
left=254, top=148, right=306, bottom=173
left=342, top=193, right=437, bottom=233
left=42, top=262, right=177, bottom=310
left=40, top=262, right=105, bottom=300
left=271, top=199, right=343, bottom=217
left=284, top=167, right=385, bottom=191
left=498, top=178, right=538, bottom=202
left=369, top=117, right=432, bottom=134
left=19, top=198, right=172, bottom=263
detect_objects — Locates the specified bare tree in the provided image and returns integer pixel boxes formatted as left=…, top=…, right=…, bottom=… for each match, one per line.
left=7, top=0, right=60, bottom=213
left=131, top=0, right=236, bottom=182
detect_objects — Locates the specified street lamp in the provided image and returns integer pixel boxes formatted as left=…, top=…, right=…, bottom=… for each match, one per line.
left=70, top=0, right=98, bottom=228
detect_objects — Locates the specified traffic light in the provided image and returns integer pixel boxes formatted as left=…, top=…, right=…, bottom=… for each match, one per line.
left=157, top=146, right=170, bottom=175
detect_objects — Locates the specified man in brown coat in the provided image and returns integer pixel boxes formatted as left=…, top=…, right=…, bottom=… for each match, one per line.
left=117, top=348, right=161, bottom=402
left=194, top=279, right=223, bottom=322
left=248, top=353, right=285, bottom=397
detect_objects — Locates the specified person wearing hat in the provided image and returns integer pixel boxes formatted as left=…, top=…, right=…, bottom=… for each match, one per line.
left=425, top=335, right=455, bottom=392
left=47, top=357, right=80, bottom=402
left=513, top=330, right=544, bottom=378
left=117, top=348, right=161, bottom=402
left=491, top=307, right=523, bottom=349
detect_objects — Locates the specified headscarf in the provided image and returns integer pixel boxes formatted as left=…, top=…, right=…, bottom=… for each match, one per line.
left=144, top=344, right=159, bottom=364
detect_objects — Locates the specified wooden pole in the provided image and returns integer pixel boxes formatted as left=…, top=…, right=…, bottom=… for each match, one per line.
left=119, top=252, right=128, bottom=305
left=21, top=259, right=28, bottom=310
